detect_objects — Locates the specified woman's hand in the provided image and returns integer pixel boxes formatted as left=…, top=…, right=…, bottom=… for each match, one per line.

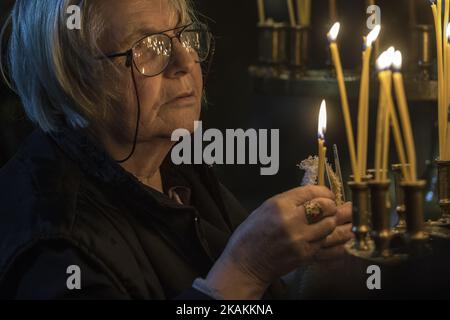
left=315, top=202, right=354, bottom=262
left=204, top=185, right=341, bottom=300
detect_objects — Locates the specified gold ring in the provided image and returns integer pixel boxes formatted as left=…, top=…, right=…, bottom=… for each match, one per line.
left=304, top=201, right=324, bottom=224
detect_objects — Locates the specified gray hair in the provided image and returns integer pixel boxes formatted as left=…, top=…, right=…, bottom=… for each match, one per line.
left=1, top=0, right=198, bottom=133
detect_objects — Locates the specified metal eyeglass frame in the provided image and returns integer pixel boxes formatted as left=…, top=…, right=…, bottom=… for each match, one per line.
left=98, top=22, right=212, bottom=77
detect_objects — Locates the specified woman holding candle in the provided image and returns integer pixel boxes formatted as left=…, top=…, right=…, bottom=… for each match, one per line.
left=0, top=0, right=354, bottom=300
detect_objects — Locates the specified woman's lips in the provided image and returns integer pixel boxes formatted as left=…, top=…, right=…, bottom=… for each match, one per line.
left=163, top=91, right=196, bottom=107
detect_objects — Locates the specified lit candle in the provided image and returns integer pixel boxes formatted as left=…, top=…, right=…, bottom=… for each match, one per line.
left=445, top=23, right=450, bottom=159
left=442, top=0, right=450, bottom=80
left=318, top=100, right=327, bottom=186
left=444, top=1, right=449, bottom=99
left=358, top=25, right=381, bottom=178
left=375, top=49, right=392, bottom=181
left=431, top=0, right=446, bottom=159
left=328, top=22, right=359, bottom=182
left=374, top=80, right=386, bottom=181
left=382, top=50, right=410, bottom=183
left=446, top=127, right=450, bottom=160
left=392, top=50, right=418, bottom=181
left=381, top=73, right=391, bottom=182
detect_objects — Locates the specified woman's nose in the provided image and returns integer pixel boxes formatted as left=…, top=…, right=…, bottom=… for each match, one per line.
left=165, top=38, right=196, bottom=78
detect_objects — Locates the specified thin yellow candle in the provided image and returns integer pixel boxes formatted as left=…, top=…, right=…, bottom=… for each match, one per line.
left=287, top=0, right=297, bottom=27
left=374, top=76, right=386, bottom=181
left=393, top=50, right=418, bottom=181
left=305, top=0, right=312, bottom=26
left=446, top=126, right=450, bottom=159
left=382, top=74, right=410, bottom=182
left=431, top=1, right=446, bottom=159
left=297, top=0, right=312, bottom=26
left=375, top=49, right=392, bottom=181
left=444, top=0, right=449, bottom=73
left=318, top=100, right=327, bottom=186
left=297, top=0, right=303, bottom=25
left=257, top=0, right=265, bottom=25
left=444, top=0, right=449, bottom=109
left=358, top=25, right=381, bottom=178
left=357, top=46, right=370, bottom=177
left=328, top=22, right=359, bottom=182
left=381, top=88, right=391, bottom=182
left=445, top=23, right=450, bottom=158
left=378, top=48, right=410, bottom=182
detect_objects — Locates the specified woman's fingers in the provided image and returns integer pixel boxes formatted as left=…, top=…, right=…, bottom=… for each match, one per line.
left=304, top=216, right=337, bottom=242
left=299, top=197, right=337, bottom=221
left=282, top=185, right=335, bottom=206
left=298, top=197, right=338, bottom=242
left=321, top=223, right=354, bottom=248
left=336, top=202, right=353, bottom=225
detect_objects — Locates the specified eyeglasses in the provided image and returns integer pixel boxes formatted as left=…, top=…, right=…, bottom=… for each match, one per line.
left=100, top=22, right=212, bottom=77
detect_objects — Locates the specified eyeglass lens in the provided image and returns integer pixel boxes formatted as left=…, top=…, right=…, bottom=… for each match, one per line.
left=132, top=27, right=211, bottom=76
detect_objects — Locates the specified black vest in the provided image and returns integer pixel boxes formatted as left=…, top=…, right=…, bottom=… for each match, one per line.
left=0, top=128, right=286, bottom=299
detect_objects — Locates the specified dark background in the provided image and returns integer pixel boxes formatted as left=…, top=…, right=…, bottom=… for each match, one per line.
left=0, top=0, right=440, bottom=212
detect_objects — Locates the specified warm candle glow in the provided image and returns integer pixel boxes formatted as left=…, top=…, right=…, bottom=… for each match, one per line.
left=317, top=99, right=327, bottom=186
left=366, top=25, right=381, bottom=48
left=446, top=22, right=450, bottom=41
left=328, top=22, right=341, bottom=42
left=376, top=48, right=394, bottom=71
left=318, top=100, right=327, bottom=140
left=392, top=50, right=402, bottom=70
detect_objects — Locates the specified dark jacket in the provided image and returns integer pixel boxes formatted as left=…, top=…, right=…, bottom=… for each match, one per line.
left=0, top=128, right=286, bottom=299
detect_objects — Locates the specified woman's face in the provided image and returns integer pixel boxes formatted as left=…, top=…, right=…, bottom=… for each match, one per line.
left=99, top=0, right=203, bottom=143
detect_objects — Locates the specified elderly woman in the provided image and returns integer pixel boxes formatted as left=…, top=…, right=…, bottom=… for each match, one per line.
left=0, top=0, right=353, bottom=299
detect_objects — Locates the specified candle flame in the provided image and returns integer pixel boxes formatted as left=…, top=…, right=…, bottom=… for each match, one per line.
left=318, top=99, right=327, bottom=139
left=328, top=22, right=341, bottom=42
left=387, top=46, right=395, bottom=55
left=376, top=47, right=395, bottom=71
left=447, top=23, right=450, bottom=43
left=366, top=25, right=381, bottom=47
left=393, top=50, right=402, bottom=70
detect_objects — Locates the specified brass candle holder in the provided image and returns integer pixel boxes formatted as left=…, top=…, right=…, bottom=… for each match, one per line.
left=257, top=22, right=287, bottom=65
left=392, top=164, right=408, bottom=231
left=348, top=181, right=370, bottom=251
left=436, top=160, right=450, bottom=225
left=401, top=180, right=429, bottom=255
left=288, top=25, right=311, bottom=75
left=368, top=180, right=392, bottom=258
